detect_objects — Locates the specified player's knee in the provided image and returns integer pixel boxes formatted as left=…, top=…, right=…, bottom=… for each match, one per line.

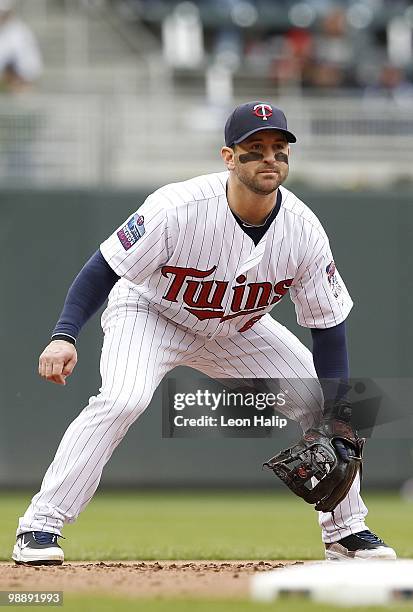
left=96, top=389, right=153, bottom=420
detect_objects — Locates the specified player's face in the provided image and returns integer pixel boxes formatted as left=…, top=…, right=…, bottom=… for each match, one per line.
left=222, top=131, right=290, bottom=196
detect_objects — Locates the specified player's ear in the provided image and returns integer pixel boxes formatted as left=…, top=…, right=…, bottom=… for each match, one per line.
left=221, top=146, right=236, bottom=170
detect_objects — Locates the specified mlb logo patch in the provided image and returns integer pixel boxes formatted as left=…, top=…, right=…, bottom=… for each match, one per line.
left=117, top=214, right=145, bottom=250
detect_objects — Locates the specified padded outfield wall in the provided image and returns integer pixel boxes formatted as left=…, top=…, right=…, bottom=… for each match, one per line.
left=1, top=188, right=413, bottom=488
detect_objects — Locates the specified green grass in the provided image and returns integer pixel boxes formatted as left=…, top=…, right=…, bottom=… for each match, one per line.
left=1, top=490, right=412, bottom=561
left=59, top=595, right=413, bottom=612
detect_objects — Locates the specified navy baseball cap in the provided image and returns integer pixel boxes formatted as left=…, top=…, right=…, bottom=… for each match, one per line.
left=225, top=101, right=297, bottom=147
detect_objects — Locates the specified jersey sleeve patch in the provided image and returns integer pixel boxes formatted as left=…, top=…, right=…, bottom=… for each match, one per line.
left=117, top=214, right=145, bottom=250
left=326, top=260, right=342, bottom=299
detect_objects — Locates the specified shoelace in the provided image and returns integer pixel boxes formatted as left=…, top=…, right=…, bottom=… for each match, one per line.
left=356, top=530, right=384, bottom=545
left=32, top=531, right=57, bottom=545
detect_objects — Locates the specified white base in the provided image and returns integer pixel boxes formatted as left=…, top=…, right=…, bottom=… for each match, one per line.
left=251, top=560, right=413, bottom=606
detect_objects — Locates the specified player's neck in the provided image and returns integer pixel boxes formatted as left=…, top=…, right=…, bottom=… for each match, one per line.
left=226, top=176, right=278, bottom=226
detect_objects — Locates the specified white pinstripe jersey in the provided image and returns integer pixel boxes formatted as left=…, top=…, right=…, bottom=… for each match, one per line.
left=100, top=171, right=353, bottom=339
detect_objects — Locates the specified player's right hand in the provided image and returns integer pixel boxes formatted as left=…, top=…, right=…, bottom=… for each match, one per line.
left=38, top=340, right=78, bottom=386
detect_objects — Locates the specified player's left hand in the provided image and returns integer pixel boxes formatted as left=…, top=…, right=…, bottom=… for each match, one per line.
left=263, top=400, right=364, bottom=512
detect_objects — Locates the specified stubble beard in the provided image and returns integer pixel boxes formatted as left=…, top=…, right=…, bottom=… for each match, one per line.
left=235, top=166, right=288, bottom=196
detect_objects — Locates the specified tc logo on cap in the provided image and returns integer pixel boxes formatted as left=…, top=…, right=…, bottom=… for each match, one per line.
left=253, top=104, right=273, bottom=121
left=224, top=101, right=297, bottom=145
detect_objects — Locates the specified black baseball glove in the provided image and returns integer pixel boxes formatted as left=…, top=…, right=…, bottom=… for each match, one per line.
left=263, top=400, right=364, bottom=512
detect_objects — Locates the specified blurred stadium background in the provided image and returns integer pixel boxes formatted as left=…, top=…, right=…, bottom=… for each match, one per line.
left=2, top=0, right=413, bottom=188
left=1, top=0, right=413, bottom=496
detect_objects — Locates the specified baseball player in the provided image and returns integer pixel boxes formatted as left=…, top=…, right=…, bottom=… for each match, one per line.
left=12, top=101, right=396, bottom=565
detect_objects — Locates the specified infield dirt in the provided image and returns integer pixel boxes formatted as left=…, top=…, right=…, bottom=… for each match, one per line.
left=0, top=560, right=305, bottom=598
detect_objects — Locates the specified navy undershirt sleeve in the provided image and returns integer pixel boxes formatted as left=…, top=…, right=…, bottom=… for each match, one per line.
left=52, top=249, right=119, bottom=342
left=311, top=321, right=349, bottom=403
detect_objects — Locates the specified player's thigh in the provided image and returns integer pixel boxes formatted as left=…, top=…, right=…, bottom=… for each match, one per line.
left=194, top=315, right=322, bottom=428
left=99, top=288, right=204, bottom=415
left=201, top=315, right=315, bottom=378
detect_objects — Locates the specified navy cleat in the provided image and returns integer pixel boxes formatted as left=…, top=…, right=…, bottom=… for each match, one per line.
left=12, top=531, right=64, bottom=566
left=325, top=529, right=397, bottom=561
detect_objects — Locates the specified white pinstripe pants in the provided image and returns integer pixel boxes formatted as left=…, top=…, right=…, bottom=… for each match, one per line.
left=18, top=297, right=367, bottom=544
